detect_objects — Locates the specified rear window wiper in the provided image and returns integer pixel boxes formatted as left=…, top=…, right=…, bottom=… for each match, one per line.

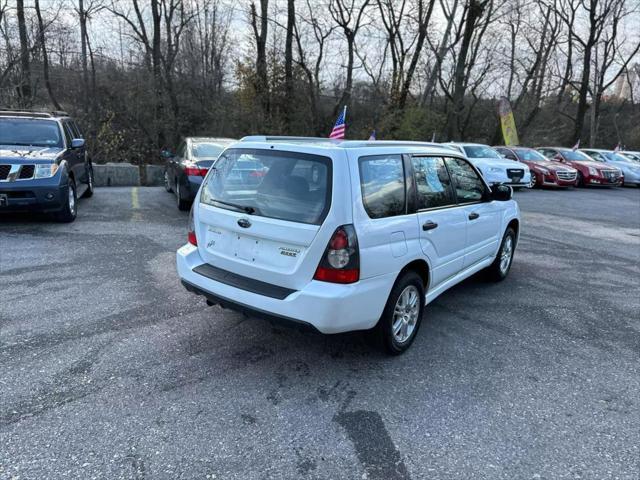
left=210, top=198, right=256, bottom=215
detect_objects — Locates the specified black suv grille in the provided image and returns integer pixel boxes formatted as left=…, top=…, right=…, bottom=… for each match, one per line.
left=0, top=164, right=9, bottom=180
left=19, top=165, right=35, bottom=179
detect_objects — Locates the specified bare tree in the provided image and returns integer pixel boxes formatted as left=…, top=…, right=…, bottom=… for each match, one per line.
left=293, top=1, right=335, bottom=133
left=16, top=0, right=31, bottom=104
left=250, top=0, right=269, bottom=118
left=329, top=0, right=371, bottom=113
left=445, top=0, right=492, bottom=140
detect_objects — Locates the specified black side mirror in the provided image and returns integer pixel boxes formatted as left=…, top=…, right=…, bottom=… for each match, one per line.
left=491, top=184, right=513, bottom=201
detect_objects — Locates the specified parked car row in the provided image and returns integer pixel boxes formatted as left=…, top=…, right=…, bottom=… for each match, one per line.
left=444, top=141, right=640, bottom=189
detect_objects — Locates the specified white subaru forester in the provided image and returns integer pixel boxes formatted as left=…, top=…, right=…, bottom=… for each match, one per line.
left=177, top=137, right=520, bottom=354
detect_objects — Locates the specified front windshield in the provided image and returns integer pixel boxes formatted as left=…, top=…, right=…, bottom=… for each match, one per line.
left=514, top=149, right=547, bottom=162
left=463, top=145, right=501, bottom=160
left=606, top=152, right=634, bottom=163
left=192, top=143, right=224, bottom=159
left=561, top=150, right=592, bottom=162
left=0, top=118, right=63, bottom=148
left=620, top=152, right=640, bottom=163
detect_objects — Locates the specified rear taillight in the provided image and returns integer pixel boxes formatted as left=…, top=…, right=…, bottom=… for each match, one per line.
left=313, top=225, right=359, bottom=284
left=249, top=170, right=266, bottom=178
left=184, top=166, right=209, bottom=177
left=188, top=206, right=197, bottom=246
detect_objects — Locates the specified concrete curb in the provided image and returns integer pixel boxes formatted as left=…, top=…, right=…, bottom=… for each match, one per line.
left=93, top=163, right=165, bottom=187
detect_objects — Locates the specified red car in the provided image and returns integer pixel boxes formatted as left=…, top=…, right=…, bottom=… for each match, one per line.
left=537, top=147, right=623, bottom=187
left=495, top=146, right=578, bottom=188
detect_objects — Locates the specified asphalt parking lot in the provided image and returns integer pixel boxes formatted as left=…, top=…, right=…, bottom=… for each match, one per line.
left=1, top=186, right=639, bottom=480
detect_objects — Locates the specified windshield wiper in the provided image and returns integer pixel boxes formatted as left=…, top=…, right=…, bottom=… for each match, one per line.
left=211, top=198, right=256, bottom=214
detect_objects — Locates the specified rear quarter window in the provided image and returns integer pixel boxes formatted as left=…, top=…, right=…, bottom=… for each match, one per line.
left=358, top=154, right=406, bottom=219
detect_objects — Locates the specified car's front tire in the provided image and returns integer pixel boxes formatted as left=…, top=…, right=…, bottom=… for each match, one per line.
left=82, top=164, right=94, bottom=198
left=56, top=178, right=77, bottom=223
left=486, top=227, right=516, bottom=281
left=377, top=271, right=425, bottom=355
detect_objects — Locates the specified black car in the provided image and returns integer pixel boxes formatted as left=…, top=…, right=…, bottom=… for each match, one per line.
left=0, top=110, right=94, bottom=222
left=163, top=137, right=236, bottom=210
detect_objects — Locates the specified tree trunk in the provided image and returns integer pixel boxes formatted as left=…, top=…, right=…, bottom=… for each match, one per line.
left=284, top=0, right=295, bottom=128
left=35, top=0, right=61, bottom=110
left=16, top=0, right=32, bottom=104
left=151, top=0, right=165, bottom=148
left=423, top=0, right=459, bottom=105
left=251, top=0, right=269, bottom=120
left=446, top=0, right=485, bottom=140
left=79, top=0, right=89, bottom=112
left=397, top=0, right=436, bottom=110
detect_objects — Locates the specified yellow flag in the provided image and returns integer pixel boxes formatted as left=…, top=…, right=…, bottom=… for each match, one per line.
left=497, top=97, right=519, bottom=146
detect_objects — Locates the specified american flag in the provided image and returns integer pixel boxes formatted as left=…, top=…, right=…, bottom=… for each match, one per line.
left=329, top=106, right=347, bottom=139
left=368, top=130, right=376, bottom=141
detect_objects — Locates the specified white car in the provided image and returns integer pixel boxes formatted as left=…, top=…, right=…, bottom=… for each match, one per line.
left=177, top=137, right=521, bottom=354
left=445, top=142, right=532, bottom=188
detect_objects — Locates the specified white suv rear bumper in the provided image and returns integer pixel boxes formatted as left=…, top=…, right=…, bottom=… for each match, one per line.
left=176, top=243, right=394, bottom=334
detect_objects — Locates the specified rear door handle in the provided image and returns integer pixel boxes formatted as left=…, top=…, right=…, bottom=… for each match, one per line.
left=422, top=221, right=438, bottom=231
left=468, top=212, right=480, bottom=220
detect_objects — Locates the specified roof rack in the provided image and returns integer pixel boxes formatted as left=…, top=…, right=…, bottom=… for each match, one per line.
left=0, top=109, right=69, bottom=118
left=239, top=136, right=452, bottom=149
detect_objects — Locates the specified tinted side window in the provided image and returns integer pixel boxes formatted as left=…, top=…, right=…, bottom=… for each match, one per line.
left=359, top=155, right=406, bottom=219
left=411, top=156, right=455, bottom=209
left=445, top=157, right=486, bottom=203
left=62, top=122, right=73, bottom=146
left=70, top=121, right=82, bottom=138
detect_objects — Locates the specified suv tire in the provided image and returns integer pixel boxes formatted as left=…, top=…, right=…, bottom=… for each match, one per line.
left=82, top=164, right=94, bottom=198
left=485, top=227, right=516, bottom=281
left=56, top=178, right=77, bottom=223
left=176, top=180, right=190, bottom=211
left=377, top=271, right=425, bottom=355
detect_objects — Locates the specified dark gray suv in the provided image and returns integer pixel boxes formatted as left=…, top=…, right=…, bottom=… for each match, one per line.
left=0, top=110, right=94, bottom=222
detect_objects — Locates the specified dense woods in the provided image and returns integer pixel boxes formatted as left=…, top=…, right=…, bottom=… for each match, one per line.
left=1, top=0, right=639, bottom=164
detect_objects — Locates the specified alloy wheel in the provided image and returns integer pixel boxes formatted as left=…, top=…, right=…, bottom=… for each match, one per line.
left=391, top=285, right=420, bottom=344
left=500, top=236, right=514, bottom=275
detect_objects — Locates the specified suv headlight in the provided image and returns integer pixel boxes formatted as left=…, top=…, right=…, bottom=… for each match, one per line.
left=34, top=164, right=60, bottom=178
left=588, top=167, right=598, bottom=176
left=538, top=168, right=550, bottom=175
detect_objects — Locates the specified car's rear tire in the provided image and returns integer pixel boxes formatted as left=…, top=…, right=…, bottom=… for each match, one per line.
left=486, top=227, right=516, bottom=282
left=164, top=169, right=173, bottom=192
left=175, top=180, right=190, bottom=211
left=376, top=271, right=425, bottom=355
left=56, top=178, right=77, bottom=223
left=82, top=164, right=94, bottom=198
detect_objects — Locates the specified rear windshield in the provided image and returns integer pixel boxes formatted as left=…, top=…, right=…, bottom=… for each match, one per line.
left=201, top=148, right=332, bottom=225
left=192, top=143, right=224, bottom=159
left=0, top=118, right=63, bottom=148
